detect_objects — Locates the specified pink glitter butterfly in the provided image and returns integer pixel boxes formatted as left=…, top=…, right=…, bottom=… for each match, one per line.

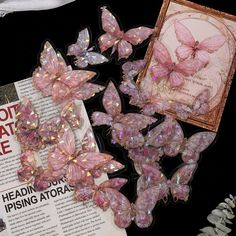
left=48, top=125, right=114, bottom=186
left=32, top=41, right=104, bottom=103
left=137, top=163, right=197, bottom=202
left=68, top=28, right=109, bottom=68
left=104, top=184, right=163, bottom=228
left=146, top=116, right=216, bottom=162
left=91, top=81, right=157, bottom=149
left=151, top=40, right=201, bottom=88
left=98, top=6, right=153, bottom=60
left=174, top=21, right=226, bottom=67
left=15, top=97, right=64, bottom=150
left=173, top=89, right=210, bottom=120
left=74, top=178, right=127, bottom=210
left=17, top=151, right=51, bottom=191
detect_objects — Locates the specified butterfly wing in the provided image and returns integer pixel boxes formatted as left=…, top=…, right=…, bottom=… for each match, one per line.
left=118, top=113, right=157, bottom=130
left=134, top=186, right=162, bottom=228
left=67, top=28, right=90, bottom=56
left=174, top=21, right=195, bottom=47
left=124, top=27, right=153, bottom=45
left=137, top=164, right=168, bottom=199
left=122, top=59, right=146, bottom=78
left=153, top=40, right=172, bottom=66
left=170, top=163, right=197, bottom=201
left=99, top=178, right=128, bottom=190
left=169, top=71, right=185, bottom=88
left=117, top=39, right=133, bottom=59
left=17, top=151, right=38, bottom=182
left=198, top=35, right=226, bottom=53
left=163, top=119, right=184, bottom=157
left=91, top=111, right=113, bottom=126
left=111, top=123, right=145, bottom=148
left=102, top=81, right=122, bottom=117
left=98, top=7, right=122, bottom=52
left=176, top=45, right=194, bottom=61
left=175, top=58, right=201, bottom=76
left=192, top=89, right=210, bottom=115
left=86, top=51, right=109, bottom=65
left=72, top=82, right=105, bottom=100
left=104, top=188, right=132, bottom=228
left=182, top=132, right=216, bottom=163
left=81, top=128, right=97, bottom=153
left=102, top=160, right=125, bottom=174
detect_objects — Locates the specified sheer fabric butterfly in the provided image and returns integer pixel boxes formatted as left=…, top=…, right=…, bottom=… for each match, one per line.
left=32, top=41, right=104, bottom=104
left=91, top=81, right=157, bottom=149
left=151, top=40, right=200, bottom=88
left=174, top=21, right=226, bottom=68
left=68, top=28, right=108, bottom=68
left=98, top=6, right=153, bottom=59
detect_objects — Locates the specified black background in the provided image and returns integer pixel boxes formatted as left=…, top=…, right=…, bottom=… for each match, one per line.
left=1, top=0, right=236, bottom=235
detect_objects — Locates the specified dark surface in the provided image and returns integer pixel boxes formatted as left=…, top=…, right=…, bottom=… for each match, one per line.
left=0, top=0, right=236, bottom=235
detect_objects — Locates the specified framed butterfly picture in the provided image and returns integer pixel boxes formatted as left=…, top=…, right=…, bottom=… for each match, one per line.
left=137, top=0, right=236, bottom=131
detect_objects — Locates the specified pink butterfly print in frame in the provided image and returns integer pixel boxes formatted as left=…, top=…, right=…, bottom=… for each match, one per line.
left=151, top=40, right=200, bottom=88
left=174, top=21, right=226, bottom=68
left=98, top=6, right=153, bottom=60
left=32, top=41, right=104, bottom=104
left=91, top=81, right=157, bottom=149
left=135, top=0, right=236, bottom=131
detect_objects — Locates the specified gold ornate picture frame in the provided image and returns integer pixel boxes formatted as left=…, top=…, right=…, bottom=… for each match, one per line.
left=138, top=0, right=236, bottom=131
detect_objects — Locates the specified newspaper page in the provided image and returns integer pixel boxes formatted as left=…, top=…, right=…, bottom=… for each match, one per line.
left=0, top=78, right=127, bottom=236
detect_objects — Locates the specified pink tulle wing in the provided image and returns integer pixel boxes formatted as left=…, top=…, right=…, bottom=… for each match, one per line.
left=151, top=63, right=169, bottom=79
left=182, top=132, right=216, bottom=163
left=169, top=71, right=185, bottom=88
left=91, top=111, right=113, bottom=126
left=175, top=45, right=193, bottom=61
left=124, top=27, right=153, bottom=45
left=174, top=21, right=195, bottom=47
left=170, top=163, right=197, bottom=201
left=76, top=152, right=112, bottom=170
left=118, top=113, right=157, bottom=130
left=153, top=40, right=172, bottom=66
left=198, top=35, right=226, bottom=53
left=195, top=50, right=210, bottom=66
left=100, top=7, right=122, bottom=37
left=102, top=82, right=122, bottom=117
left=175, top=58, right=201, bottom=76
left=104, top=188, right=132, bottom=228
left=117, top=40, right=133, bottom=59
left=72, top=82, right=105, bottom=100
